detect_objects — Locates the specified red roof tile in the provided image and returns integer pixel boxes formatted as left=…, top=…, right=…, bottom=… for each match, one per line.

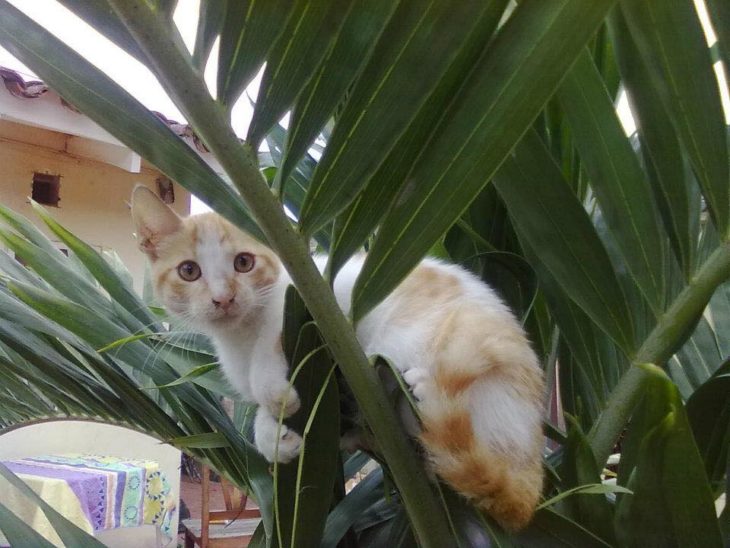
left=0, top=66, right=208, bottom=152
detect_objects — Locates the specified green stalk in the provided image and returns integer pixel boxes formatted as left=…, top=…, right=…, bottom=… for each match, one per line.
left=634, top=241, right=730, bottom=364
left=589, top=241, right=730, bottom=466
left=107, top=2, right=453, bottom=545
left=587, top=365, right=649, bottom=467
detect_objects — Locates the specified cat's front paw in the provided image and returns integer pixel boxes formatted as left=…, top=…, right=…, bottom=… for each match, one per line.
left=262, top=383, right=301, bottom=418
left=255, top=420, right=303, bottom=463
left=403, top=367, right=429, bottom=401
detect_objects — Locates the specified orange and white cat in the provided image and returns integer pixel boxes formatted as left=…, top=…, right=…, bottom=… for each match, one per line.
left=131, top=185, right=545, bottom=530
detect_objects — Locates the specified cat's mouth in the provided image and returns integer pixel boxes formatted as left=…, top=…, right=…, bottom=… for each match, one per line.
left=210, top=311, right=239, bottom=323
left=207, top=307, right=246, bottom=327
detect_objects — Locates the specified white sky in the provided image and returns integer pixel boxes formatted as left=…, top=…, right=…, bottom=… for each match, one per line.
left=0, top=0, right=728, bottom=214
left=0, top=0, right=263, bottom=134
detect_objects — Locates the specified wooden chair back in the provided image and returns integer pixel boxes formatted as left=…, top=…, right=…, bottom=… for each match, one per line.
left=184, top=464, right=261, bottom=548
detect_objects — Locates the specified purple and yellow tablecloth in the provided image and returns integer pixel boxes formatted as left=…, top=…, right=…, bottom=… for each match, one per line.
left=0, top=453, right=175, bottom=546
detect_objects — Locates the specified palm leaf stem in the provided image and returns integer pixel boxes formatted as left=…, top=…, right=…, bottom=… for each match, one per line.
left=106, top=2, right=452, bottom=545
left=589, top=242, right=730, bottom=467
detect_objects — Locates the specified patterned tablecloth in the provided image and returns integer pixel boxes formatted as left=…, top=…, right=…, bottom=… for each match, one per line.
left=0, top=453, right=176, bottom=546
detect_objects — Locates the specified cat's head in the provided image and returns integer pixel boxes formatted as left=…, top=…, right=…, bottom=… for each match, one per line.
left=131, top=185, right=281, bottom=333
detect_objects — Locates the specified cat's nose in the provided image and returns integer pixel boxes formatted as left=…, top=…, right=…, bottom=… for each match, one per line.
left=212, top=294, right=236, bottom=311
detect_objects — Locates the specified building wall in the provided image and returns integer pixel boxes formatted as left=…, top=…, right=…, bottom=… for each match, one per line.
left=0, top=120, right=190, bottom=292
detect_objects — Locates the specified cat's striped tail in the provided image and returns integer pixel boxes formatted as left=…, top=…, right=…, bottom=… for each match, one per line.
left=417, top=321, right=545, bottom=530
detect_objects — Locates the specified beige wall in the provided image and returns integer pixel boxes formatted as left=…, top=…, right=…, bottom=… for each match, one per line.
left=0, top=119, right=190, bottom=293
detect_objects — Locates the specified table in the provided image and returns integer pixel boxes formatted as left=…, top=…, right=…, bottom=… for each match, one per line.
left=0, top=453, right=176, bottom=547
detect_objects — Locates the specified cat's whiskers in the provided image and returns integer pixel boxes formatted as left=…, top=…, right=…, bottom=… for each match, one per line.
left=249, top=285, right=275, bottom=311
left=139, top=313, right=199, bottom=376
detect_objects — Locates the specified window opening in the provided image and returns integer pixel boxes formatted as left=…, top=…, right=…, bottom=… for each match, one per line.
left=32, top=172, right=61, bottom=206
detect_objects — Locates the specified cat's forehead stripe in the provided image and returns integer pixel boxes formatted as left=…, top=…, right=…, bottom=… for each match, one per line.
left=197, top=217, right=222, bottom=245
left=189, top=223, right=198, bottom=246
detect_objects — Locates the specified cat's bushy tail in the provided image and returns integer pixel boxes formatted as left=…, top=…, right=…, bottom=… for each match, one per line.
left=418, top=314, right=545, bottom=531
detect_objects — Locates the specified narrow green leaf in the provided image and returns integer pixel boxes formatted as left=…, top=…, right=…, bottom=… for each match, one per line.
left=557, top=50, right=667, bottom=312
left=152, top=362, right=220, bottom=389
left=618, top=411, right=723, bottom=547
left=620, top=0, right=729, bottom=237
left=686, top=361, right=730, bottom=485
left=0, top=248, right=45, bottom=288
left=0, top=1, right=263, bottom=240
left=616, top=365, right=723, bottom=547
left=57, top=0, right=149, bottom=64
left=300, top=0, right=504, bottom=234
left=493, top=130, right=635, bottom=352
left=537, top=484, right=632, bottom=510
left=588, top=365, right=651, bottom=468
left=3, top=280, right=240, bottom=425
left=7, top=280, right=153, bottom=366
left=248, top=521, right=267, bottom=548
left=550, top=299, right=626, bottom=428
left=265, top=123, right=332, bottom=249
left=0, top=228, right=110, bottom=315
left=718, top=454, right=730, bottom=546
left=0, top=204, right=66, bottom=260
left=674, top=316, right=725, bottom=390
left=609, top=11, right=700, bottom=279
left=247, top=0, right=354, bottom=146
left=384, top=508, right=418, bottom=548
left=467, top=251, right=538, bottom=321
left=558, top=418, right=617, bottom=543
left=153, top=0, right=177, bottom=18
left=634, top=242, right=730, bottom=366
left=328, top=0, right=509, bottom=277
left=97, top=332, right=161, bottom=353
left=515, top=198, right=628, bottom=420
left=434, top=485, right=513, bottom=548
left=272, top=286, right=340, bottom=548
left=192, top=0, right=225, bottom=70
left=591, top=23, right=621, bottom=101
left=321, top=468, right=383, bottom=548
left=0, top=462, right=107, bottom=547
left=352, top=0, right=617, bottom=320
left=705, top=0, right=730, bottom=86
left=0, top=325, right=121, bottom=419
left=0, top=289, right=88, bottom=350
left=30, top=201, right=159, bottom=329
left=0, top=502, right=57, bottom=548
left=343, top=451, right=371, bottom=482
left=3, top=279, right=265, bottom=483
left=277, top=0, right=398, bottom=186
left=708, top=280, right=730, bottom=357
left=217, top=0, right=292, bottom=106
left=516, top=507, right=612, bottom=548
left=167, top=432, right=230, bottom=448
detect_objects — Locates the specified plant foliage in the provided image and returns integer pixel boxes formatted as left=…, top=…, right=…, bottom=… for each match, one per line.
left=0, top=1, right=728, bottom=546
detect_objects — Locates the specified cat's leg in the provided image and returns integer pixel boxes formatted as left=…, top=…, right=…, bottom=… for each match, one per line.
left=249, top=342, right=300, bottom=418
left=254, top=408, right=303, bottom=463
left=213, top=340, right=256, bottom=402
left=225, top=364, right=255, bottom=402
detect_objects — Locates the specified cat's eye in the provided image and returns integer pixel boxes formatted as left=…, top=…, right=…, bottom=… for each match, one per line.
left=177, top=260, right=201, bottom=281
left=234, top=252, right=255, bottom=273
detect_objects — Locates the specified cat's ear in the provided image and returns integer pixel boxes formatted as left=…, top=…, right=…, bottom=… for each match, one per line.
left=131, top=184, right=182, bottom=259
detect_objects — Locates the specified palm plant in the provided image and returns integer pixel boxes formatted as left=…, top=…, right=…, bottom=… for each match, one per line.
left=0, top=0, right=728, bottom=546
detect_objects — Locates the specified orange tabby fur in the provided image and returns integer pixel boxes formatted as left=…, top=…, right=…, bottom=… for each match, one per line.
left=131, top=185, right=545, bottom=530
